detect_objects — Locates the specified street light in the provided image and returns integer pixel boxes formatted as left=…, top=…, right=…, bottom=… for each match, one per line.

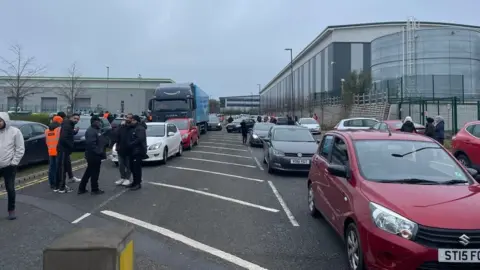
left=285, top=48, right=294, bottom=116
left=257, top=84, right=261, bottom=114
left=106, top=65, right=110, bottom=110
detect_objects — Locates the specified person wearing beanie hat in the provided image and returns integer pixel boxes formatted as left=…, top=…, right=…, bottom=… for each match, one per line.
left=424, top=117, right=435, bottom=138
left=0, top=112, right=25, bottom=220
left=78, top=115, right=106, bottom=195
left=126, top=114, right=147, bottom=190
left=45, top=115, right=64, bottom=190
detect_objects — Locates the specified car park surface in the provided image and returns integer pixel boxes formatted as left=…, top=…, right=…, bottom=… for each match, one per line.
left=1, top=129, right=351, bottom=270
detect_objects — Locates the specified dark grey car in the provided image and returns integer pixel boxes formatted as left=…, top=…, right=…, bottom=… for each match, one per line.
left=74, top=116, right=112, bottom=150
left=207, top=115, right=222, bottom=131
left=262, top=125, right=319, bottom=174
left=248, top=122, right=275, bottom=147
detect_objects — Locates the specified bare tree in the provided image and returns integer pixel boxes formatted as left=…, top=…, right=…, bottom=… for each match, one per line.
left=0, top=44, right=46, bottom=112
left=55, top=62, right=85, bottom=112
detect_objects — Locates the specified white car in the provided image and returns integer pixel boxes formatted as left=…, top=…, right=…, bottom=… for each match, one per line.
left=111, top=122, right=183, bottom=165
left=334, top=117, right=379, bottom=130
left=297, top=118, right=321, bottom=134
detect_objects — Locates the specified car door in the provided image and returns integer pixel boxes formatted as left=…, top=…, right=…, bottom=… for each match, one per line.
left=310, top=135, right=334, bottom=215
left=170, top=124, right=182, bottom=151
left=18, top=124, right=34, bottom=166
left=190, top=119, right=198, bottom=141
left=326, top=136, right=354, bottom=231
left=31, top=123, right=48, bottom=162
left=466, top=124, right=480, bottom=166
left=166, top=124, right=177, bottom=156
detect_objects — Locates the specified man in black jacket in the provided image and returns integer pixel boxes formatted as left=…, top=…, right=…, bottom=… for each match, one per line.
left=114, top=114, right=133, bottom=186
left=127, top=115, right=147, bottom=191
left=78, top=115, right=106, bottom=195
left=55, top=113, right=80, bottom=193
left=57, top=111, right=81, bottom=184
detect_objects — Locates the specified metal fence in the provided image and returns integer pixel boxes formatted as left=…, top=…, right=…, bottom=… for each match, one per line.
left=0, top=104, right=105, bottom=114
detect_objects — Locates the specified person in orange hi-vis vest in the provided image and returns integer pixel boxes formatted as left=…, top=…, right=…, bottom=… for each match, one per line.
left=45, top=116, right=63, bottom=189
left=103, top=111, right=110, bottom=119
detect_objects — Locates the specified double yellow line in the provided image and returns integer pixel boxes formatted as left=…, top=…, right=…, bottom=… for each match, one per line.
left=0, top=164, right=87, bottom=196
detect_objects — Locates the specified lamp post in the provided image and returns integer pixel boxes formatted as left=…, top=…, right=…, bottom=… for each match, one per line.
left=105, top=65, right=110, bottom=110
left=257, top=84, right=261, bottom=114
left=284, top=48, right=294, bottom=116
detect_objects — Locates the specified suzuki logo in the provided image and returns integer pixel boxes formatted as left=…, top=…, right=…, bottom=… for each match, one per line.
left=297, top=153, right=302, bottom=157
left=459, top=234, right=470, bottom=246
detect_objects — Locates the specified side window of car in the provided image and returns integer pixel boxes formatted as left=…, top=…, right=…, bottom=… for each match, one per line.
left=379, top=123, right=388, bottom=131
left=471, top=125, right=480, bottom=138
left=318, top=135, right=333, bottom=159
left=20, top=125, right=33, bottom=139
left=31, top=124, right=46, bottom=136
left=171, top=125, right=178, bottom=133
left=466, top=124, right=475, bottom=134
left=331, top=137, right=349, bottom=167
left=364, top=119, right=378, bottom=127
left=344, top=119, right=363, bottom=127
left=372, top=123, right=381, bottom=130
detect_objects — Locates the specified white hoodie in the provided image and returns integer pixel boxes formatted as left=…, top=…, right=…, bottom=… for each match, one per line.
left=0, top=112, right=25, bottom=168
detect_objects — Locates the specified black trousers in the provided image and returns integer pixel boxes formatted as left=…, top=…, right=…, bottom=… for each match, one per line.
left=79, top=157, right=102, bottom=191
left=129, top=156, right=143, bottom=186
left=242, top=132, right=247, bottom=144
left=55, top=151, right=70, bottom=189
left=0, top=166, right=16, bottom=212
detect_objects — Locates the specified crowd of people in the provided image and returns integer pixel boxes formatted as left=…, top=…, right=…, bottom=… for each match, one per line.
left=400, top=115, right=445, bottom=145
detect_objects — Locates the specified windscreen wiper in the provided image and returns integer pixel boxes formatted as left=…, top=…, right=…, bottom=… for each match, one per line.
left=441, top=179, right=468, bottom=185
left=380, top=178, right=440, bottom=185
left=391, top=146, right=441, bottom=157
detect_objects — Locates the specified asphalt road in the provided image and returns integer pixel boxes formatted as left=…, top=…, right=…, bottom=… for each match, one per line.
left=0, top=130, right=349, bottom=270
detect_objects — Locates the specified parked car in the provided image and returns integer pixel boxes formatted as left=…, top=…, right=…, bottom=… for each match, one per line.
left=275, top=117, right=288, bottom=125
left=11, top=120, right=49, bottom=166
left=111, top=122, right=182, bottom=165
left=308, top=130, right=480, bottom=269
left=207, top=115, right=222, bottom=131
left=263, top=125, right=318, bottom=174
left=166, top=118, right=199, bottom=150
left=226, top=118, right=255, bottom=133
left=74, top=116, right=112, bottom=150
left=333, top=117, right=378, bottom=130
left=248, top=122, right=275, bottom=147
left=297, top=117, right=321, bottom=134
left=372, top=119, right=425, bottom=133
left=452, top=120, right=480, bottom=170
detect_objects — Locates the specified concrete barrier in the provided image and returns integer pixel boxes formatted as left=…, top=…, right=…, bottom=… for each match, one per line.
left=43, top=227, right=134, bottom=270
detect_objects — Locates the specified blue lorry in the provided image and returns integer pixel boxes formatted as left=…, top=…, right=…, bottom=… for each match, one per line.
left=148, top=83, right=210, bottom=134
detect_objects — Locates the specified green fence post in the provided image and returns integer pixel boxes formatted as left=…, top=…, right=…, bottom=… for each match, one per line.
left=477, top=101, right=480, bottom=120
left=452, top=97, right=458, bottom=134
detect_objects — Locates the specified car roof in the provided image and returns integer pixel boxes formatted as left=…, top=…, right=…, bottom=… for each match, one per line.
left=10, top=120, right=41, bottom=126
left=341, top=117, right=377, bottom=121
left=147, top=122, right=166, bottom=126
left=271, top=125, right=307, bottom=130
left=327, top=130, right=434, bottom=142
left=167, top=118, right=189, bottom=121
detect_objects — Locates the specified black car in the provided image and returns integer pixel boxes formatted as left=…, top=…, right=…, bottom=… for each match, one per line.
left=11, top=120, right=49, bottom=166
left=207, top=115, right=222, bottom=131
left=226, top=118, right=255, bottom=133
left=262, top=125, right=319, bottom=174
left=248, top=122, right=275, bottom=147
left=74, top=116, right=112, bottom=149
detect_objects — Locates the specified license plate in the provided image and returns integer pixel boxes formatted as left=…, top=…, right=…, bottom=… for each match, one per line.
left=290, top=159, right=310, bottom=164
left=438, top=249, right=480, bottom=262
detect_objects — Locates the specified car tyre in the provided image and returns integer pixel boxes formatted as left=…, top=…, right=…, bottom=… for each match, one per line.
left=176, top=143, right=183, bottom=156
left=267, top=158, right=274, bottom=174
left=308, top=183, right=320, bottom=218
left=345, top=223, right=365, bottom=270
left=227, top=130, right=232, bottom=133
left=457, top=153, right=471, bottom=167
left=161, top=147, right=168, bottom=165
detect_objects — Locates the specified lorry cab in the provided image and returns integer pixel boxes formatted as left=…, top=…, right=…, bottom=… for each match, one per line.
left=149, top=83, right=210, bottom=134
left=166, top=118, right=199, bottom=150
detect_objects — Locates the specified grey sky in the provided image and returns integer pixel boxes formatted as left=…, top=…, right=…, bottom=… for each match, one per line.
left=0, top=0, right=478, bottom=98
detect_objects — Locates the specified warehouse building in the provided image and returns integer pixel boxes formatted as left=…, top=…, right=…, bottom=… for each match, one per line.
left=260, top=20, right=480, bottom=113
left=0, top=76, right=174, bottom=114
left=219, top=94, right=260, bottom=113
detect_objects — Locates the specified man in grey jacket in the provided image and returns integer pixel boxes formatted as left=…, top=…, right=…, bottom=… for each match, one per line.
left=0, top=112, right=25, bottom=220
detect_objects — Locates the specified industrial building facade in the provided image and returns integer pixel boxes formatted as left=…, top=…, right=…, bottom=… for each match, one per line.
left=219, top=95, right=260, bottom=112
left=0, top=76, right=174, bottom=114
left=260, top=21, right=480, bottom=113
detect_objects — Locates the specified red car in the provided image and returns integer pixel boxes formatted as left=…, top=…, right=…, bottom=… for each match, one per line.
left=452, top=120, right=480, bottom=170
left=372, top=120, right=425, bottom=133
left=308, top=130, right=479, bottom=270
left=166, top=118, right=199, bottom=149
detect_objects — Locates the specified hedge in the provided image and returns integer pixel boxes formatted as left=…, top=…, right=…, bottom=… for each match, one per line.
left=9, top=113, right=51, bottom=125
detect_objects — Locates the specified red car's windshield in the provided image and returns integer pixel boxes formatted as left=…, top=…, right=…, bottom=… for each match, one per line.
left=167, top=119, right=189, bottom=130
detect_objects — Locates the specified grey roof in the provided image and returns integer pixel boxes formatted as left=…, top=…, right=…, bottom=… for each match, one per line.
left=261, top=21, right=480, bottom=93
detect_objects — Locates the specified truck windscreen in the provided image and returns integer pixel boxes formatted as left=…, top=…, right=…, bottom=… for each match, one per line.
left=153, top=100, right=189, bottom=111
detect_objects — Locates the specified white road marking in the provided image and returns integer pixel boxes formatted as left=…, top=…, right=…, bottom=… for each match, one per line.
left=180, top=157, right=256, bottom=168
left=201, top=142, right=244, bottom=146
left=253, top=157, right=264, bottom=171
left=166, top=166, right=264, bottom=182
left=189, top=150, right=252, bottom=159
left=148, top=182, right=279, bottom=213
left=197, top=146, right=247, bottom=152
left=267, top=181, right=299, bottom=227
left=101, top=210, right=269, bottom=270
left=71, top=213, right=91, bottom=224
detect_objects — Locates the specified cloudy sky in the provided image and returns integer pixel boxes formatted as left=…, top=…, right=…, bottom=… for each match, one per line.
left=0, top=0, right=478, bottom=98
